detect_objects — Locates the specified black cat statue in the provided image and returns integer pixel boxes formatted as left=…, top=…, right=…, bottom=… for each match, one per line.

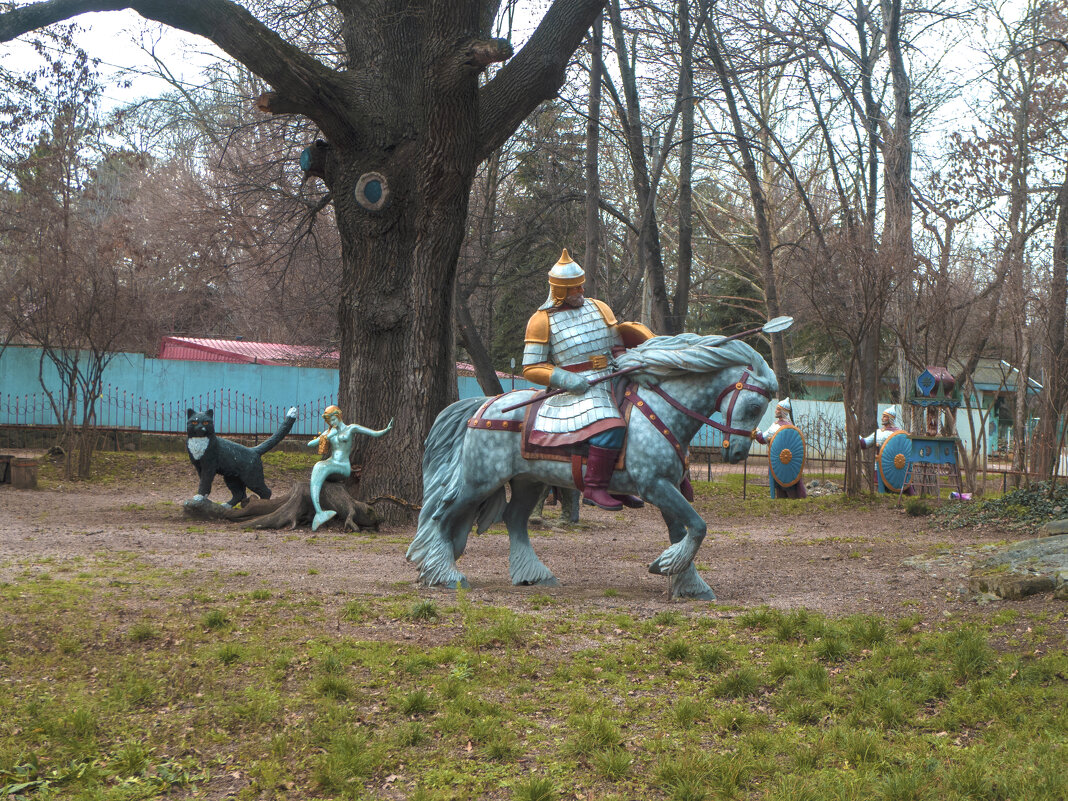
left=186, top=406, right=298, bottom=507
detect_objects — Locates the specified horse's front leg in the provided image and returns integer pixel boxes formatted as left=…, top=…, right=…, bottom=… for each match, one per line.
left=657, top=504, right=716, bottom=601
left=641, top=477, right=708, bottom=577
left=504, top=479, right=559, bottom=586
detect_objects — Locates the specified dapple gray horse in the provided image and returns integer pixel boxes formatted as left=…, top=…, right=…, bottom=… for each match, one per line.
left=406, top=334, right=777, bottom=599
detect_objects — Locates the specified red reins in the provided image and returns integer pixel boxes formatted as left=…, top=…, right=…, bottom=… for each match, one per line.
left=643, top=366, right=770, bottom=445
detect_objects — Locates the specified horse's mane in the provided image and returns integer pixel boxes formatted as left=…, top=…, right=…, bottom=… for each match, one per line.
left=615, top=333, right=778, bottom=394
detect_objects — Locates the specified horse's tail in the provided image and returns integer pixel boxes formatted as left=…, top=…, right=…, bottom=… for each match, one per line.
left=406, top=396, right=503, bottom=586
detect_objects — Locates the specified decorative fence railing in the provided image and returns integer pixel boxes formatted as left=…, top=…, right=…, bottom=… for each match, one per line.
left=1, top=385, right=337, bottom=438
left=10, top=382, right=1061, bottom=478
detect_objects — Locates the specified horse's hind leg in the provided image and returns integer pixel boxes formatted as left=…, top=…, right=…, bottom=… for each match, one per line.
left=505, top=480, right=559, bottom=586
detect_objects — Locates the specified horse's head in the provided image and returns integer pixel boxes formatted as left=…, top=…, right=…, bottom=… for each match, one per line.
left=712, top=362, right=774, bottom=464
left=616, top=333, right=778, bottom=464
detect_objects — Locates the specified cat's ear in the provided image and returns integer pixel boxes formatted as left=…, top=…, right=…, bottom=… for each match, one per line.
left=187, top=408, right=196, bottom=419
left=206, top=410, right=214, bottom=419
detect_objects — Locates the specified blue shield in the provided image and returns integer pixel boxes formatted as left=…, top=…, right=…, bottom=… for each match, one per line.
left=769, top=425, right=805, bottom=488
left=878, top=430, right=913, bottom=493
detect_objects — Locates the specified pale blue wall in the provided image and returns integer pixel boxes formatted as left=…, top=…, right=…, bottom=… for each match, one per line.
left=0, top=345, right=999, bottom=456
left=0, top=345, right=534, bottom=437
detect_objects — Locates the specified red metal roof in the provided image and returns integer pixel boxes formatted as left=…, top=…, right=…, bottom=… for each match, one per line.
left=159, top=338, right=521, bottom=380
left=159, top=337, right=338, bottom=365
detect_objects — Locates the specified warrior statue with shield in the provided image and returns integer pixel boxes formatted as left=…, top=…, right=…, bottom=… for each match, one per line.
left=521, top=249, right=656, bottom=510
left=859, top=405, right=915, bottom=495
left=752, top=398, right=807, bottom=498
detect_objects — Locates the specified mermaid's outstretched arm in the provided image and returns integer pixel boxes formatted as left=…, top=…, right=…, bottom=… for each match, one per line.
left=342, top=418, right=394, bottom=438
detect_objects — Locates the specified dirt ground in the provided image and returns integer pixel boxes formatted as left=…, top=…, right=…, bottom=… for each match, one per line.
left=0, top=449, right=1063, bottom=626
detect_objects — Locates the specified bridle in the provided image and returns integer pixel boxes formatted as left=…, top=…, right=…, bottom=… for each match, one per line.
left=622, top=365, right=772, bottom=457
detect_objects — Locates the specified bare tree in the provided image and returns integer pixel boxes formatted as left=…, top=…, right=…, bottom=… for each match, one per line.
left=0, top=36, right=153, bottom=476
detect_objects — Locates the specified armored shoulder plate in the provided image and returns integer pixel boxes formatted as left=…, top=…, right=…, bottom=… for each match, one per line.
left=589, top=298, right=617, bottom=327
left=617, top=320, right=654, bottom=348
left=524, top=309, right=550, bottom=344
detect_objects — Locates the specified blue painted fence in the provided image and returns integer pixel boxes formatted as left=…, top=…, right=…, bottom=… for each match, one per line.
left=0, top=345, right=535, bottom=438
left=1, top=345, right=992, bottom=457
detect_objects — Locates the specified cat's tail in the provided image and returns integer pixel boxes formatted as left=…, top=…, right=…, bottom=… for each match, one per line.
left=253, top=406, right=298, bottom=455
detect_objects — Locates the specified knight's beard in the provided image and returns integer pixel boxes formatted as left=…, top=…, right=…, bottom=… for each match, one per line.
left=563, top=293, right=585, bottom=307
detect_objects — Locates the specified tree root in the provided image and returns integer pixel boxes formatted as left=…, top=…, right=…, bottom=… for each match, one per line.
left=182, top=482, right=381, bottom=531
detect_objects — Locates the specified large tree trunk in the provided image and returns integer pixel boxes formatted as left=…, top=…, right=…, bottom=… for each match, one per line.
left=334, top=137, right=470, bottom=517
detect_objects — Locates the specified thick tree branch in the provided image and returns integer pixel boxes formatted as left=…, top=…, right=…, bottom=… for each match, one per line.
left=464, top=37, right=512, bottom=69
left=476, top=0, right=604, bottom=161
left=0, top=0, right=357, bottom=144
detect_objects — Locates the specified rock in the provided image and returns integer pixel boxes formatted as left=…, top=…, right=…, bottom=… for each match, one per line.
left=957, top=534, right=1068, bottom=600
left=967, top=573, right=1055, bottom=600
left=974, top=534, right=1068, bottom=569
left=1041, top=518, right=1068, bottom=536
left=182, top=496, right=233, bottom=520
left=805, top=479, right=842, bottom=498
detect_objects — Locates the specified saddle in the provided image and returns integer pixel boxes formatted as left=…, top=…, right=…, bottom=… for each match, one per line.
left=466, top=388, right=630, bottom=477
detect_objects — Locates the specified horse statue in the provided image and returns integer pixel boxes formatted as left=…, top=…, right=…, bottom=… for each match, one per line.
left=406, top=334, right=777, bottom=600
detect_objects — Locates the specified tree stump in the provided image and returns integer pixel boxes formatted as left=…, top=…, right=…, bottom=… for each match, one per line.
left=183, top=482, right=381, bottom=531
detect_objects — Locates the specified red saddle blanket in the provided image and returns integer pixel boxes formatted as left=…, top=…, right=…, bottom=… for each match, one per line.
left=466, top=389, right=628, bottom=471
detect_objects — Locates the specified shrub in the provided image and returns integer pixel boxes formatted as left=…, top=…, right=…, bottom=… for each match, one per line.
left=905, top=499, right=930, bottom=517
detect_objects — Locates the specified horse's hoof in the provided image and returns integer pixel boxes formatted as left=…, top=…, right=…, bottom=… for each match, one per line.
left=452, top=578, right=470, bottom=590
left=673, top=588, right=716, bottom=601
left=517, top=576, right=559, bottom=587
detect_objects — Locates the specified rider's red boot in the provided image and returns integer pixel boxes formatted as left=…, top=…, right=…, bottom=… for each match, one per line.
left=583, top=446, right=624, bottom=510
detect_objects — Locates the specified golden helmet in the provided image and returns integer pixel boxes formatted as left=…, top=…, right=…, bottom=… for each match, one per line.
left=547, top=248, right=585, bottom=304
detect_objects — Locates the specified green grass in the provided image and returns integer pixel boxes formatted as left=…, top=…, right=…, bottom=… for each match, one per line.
left=0, top=561, right=1064, bottom=801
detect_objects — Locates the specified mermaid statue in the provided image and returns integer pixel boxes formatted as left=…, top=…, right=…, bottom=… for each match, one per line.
left=307, top=405, right=393, bottom=530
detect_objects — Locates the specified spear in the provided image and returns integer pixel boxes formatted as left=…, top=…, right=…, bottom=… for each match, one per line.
left=500, top=316, right=794, bottom=413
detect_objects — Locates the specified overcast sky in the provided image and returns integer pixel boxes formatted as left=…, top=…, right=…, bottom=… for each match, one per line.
left=2, top=8, right=226, bottom=109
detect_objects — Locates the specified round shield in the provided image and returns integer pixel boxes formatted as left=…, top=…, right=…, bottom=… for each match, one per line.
left=878, top=430, right=913, bottom=493
left=768, top=424, right=805, bottom=488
